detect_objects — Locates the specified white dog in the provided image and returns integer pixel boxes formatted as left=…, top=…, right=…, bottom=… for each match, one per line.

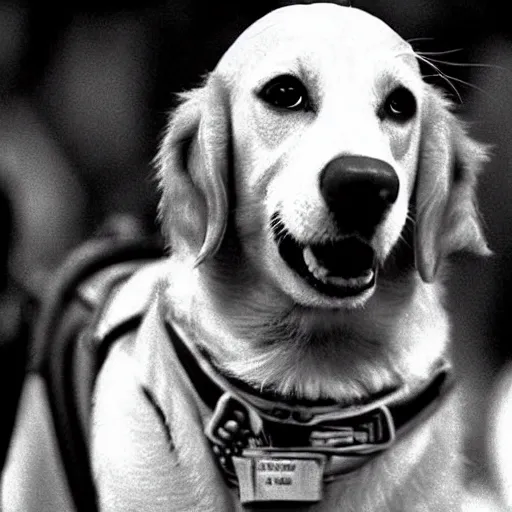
left=2, top=3, right=491, bottom=511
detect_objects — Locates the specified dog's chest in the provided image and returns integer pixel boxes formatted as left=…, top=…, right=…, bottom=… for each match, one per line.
left=94, top=373, right=460, bottom=512
left=92, top=293, right=462, bottom=512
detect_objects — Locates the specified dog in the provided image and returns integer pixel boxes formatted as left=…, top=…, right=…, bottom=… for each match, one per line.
left=2, top=3, right=491, bottom=512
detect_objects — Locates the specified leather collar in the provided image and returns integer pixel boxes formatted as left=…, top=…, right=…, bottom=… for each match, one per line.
left=164, top=321, right=455, bottom=488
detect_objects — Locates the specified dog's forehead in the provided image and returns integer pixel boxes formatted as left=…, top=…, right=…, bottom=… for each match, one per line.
left=216, top=4, right=413, bottom=77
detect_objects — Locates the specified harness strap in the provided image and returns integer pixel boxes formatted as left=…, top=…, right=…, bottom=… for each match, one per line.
left=32, top=237, right=163, bottom=512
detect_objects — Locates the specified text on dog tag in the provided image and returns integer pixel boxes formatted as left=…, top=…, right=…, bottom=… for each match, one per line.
left=233, top=451, right=326, bottom=504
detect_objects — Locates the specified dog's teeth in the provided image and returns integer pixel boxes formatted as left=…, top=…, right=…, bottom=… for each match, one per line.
left=303, top=246, right=315, bottom=269
left=303, top=246, right=328, bottom=280
left=359, top=269, right=374, bottom=284
left=322, top=270, right=374, bottom=288
left=303, top=245, right=374, bottom=288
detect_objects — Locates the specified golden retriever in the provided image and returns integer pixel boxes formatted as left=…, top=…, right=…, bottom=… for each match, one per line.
left=2, top=3, right=491, bottom=512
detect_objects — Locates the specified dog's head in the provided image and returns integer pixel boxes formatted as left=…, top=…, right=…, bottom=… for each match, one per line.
left=157, top=3, right=490, bottom=310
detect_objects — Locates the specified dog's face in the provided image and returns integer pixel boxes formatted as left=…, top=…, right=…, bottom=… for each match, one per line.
left=223, top=6, right=423, bottom=308
left=158, top=4, right=490, bottom=311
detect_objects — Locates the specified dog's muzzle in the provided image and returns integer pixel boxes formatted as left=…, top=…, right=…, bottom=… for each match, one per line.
left=272, top=156, right=398, bottom=298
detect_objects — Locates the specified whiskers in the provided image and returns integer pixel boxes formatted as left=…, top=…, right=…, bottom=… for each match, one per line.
left=398, top=211, right=415, bottom=250
left=407, top=40, right=511, bottom=103
left=415, top=52, right=464, bottom=102
left=269, top=212, right=287, bottom=238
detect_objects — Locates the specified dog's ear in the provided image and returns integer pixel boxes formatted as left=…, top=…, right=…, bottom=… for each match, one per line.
left=415, top=88, right=491, bottom=282
left=156, top=73, right=230, bottom=264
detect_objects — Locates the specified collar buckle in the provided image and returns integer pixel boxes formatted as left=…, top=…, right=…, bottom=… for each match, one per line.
left=309, top=404, right=395, bottom=455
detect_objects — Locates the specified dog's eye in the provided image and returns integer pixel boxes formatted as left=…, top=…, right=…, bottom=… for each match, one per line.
left=259, top=75, right=309, bottom=111
left=382, top=87, right=417, bottom=122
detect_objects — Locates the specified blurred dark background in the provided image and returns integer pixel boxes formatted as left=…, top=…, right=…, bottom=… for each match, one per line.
left=1, top=0, right=512, bottom=504
left=0, top=0, right=506, bottom=276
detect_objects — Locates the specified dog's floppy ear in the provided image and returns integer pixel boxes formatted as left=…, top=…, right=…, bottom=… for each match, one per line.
left=415, top=88, right=491, bottom=282
left=156, top=73, right=230, bottom=264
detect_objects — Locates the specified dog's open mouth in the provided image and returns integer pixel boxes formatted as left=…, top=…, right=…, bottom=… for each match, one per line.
left=272, top=215, right=377, bottom=298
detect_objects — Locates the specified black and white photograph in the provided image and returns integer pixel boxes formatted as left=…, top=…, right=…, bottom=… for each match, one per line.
left=1, top=1, right=512, bottom=510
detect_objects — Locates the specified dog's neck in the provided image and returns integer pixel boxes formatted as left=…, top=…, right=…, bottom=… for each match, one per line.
left=164, top=255, right=450, bottom=405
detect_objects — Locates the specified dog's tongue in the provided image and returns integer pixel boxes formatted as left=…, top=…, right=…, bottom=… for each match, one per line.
left=311, top=238, right=375, bottom=278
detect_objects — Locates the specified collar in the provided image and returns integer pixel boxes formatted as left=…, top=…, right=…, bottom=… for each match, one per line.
left=164, top=321, right=455, bottom=504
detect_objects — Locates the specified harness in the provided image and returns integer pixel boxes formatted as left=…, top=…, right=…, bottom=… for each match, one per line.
left=31, top=235, right=455, bottom=510
left=166, top=321, right=454, bottom=505
left=30, top=236, right=164, bottom=512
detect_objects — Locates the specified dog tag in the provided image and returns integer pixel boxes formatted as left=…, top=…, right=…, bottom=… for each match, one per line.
left=233, top=451, right=326, bottom=504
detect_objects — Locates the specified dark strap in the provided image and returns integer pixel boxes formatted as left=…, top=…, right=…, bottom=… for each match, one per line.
left=165, top=320, right=452, bottom=446
left=33, top=237, right=163, bottom=512
left=0, top=287, right=31, bottom=471
left=165, top=321, right=222, bottom=410
left=392, top=370, right=451, bottom=430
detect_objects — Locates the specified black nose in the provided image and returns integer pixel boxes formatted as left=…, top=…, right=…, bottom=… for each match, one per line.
left=319, top=155, right=399, bottom=236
